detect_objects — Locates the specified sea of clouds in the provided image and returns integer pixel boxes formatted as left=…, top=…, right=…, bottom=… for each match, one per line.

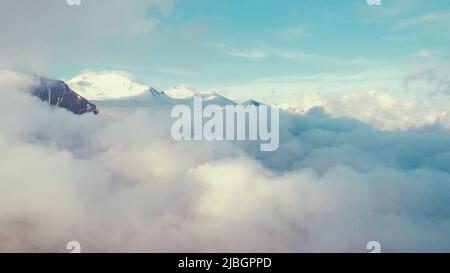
left=1, top=70, right=450, bottom=252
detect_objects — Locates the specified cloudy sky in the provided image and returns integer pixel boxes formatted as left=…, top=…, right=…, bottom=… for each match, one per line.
left=1, top=0, right=449, bottom=100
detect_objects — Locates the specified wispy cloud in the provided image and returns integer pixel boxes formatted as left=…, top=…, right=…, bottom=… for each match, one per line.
left=281, top=26, right=307, bottom=39
left=395, top=12, right=450, bottom=29
left=274, top=50, right=342, bottom=66
left=228, top=48, right=268, bottom=59
left=206, top=43, right=268, bottom=59
left=209, top=43, right=343, bottom=65
left=159, top=67, right=200, bottom=76
left=255, top=69, right=402, bottom=84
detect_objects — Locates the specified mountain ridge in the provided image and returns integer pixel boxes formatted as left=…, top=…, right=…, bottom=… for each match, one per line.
left=31, top=77, right=99, bottom=115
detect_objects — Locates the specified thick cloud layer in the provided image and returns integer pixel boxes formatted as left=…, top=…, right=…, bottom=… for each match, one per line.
left=1, top=72, right=450, bottom=252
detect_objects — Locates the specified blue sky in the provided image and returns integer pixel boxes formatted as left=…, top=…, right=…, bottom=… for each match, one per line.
left=48, top=0, right=450, bottom=99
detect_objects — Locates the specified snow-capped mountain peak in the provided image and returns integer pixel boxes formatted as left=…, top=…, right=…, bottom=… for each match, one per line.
left=67, top=71, right=150, bottom=100
left=149, top=86, right=166, bottom=97
left=164, top=85, right=195, bottom=99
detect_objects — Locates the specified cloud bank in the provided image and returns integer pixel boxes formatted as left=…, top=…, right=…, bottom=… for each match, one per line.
left=279, top=90, right=450, bottom=131
left=1, top=71, right=450, bottom=252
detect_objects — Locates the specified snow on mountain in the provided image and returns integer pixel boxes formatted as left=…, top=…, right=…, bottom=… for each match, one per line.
left=199, top=92, right=237, bottom=106
left=92, top=86, right=173, bottom=109
left=164, top=85, right=195, bottom=99
left=65, top=71, right=262, bottom=117
left=93, top=88, right=238, bottom=110
left=67, top=71, right=150, bottom=100
left=164, top=86, right=236, bottom=105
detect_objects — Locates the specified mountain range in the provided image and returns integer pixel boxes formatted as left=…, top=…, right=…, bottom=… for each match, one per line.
left=30, top=71, right=263, bottom=115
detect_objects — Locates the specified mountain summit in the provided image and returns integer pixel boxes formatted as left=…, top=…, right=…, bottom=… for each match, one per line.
left=67, top=71, right=150, bottom=100
left=32, top=77, right=99, bottom=115
left=164, top=86, right=195, bottom=99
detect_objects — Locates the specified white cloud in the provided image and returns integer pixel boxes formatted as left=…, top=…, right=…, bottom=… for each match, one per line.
left=416, top=49, right=432, bottom=58
left=279, top=90, right=450, bottom=131
left=209, top=41, right=343, bottom=64
left=395, top=12, right=450, bottom=29
left=228, top=49, right=268, bottom=59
